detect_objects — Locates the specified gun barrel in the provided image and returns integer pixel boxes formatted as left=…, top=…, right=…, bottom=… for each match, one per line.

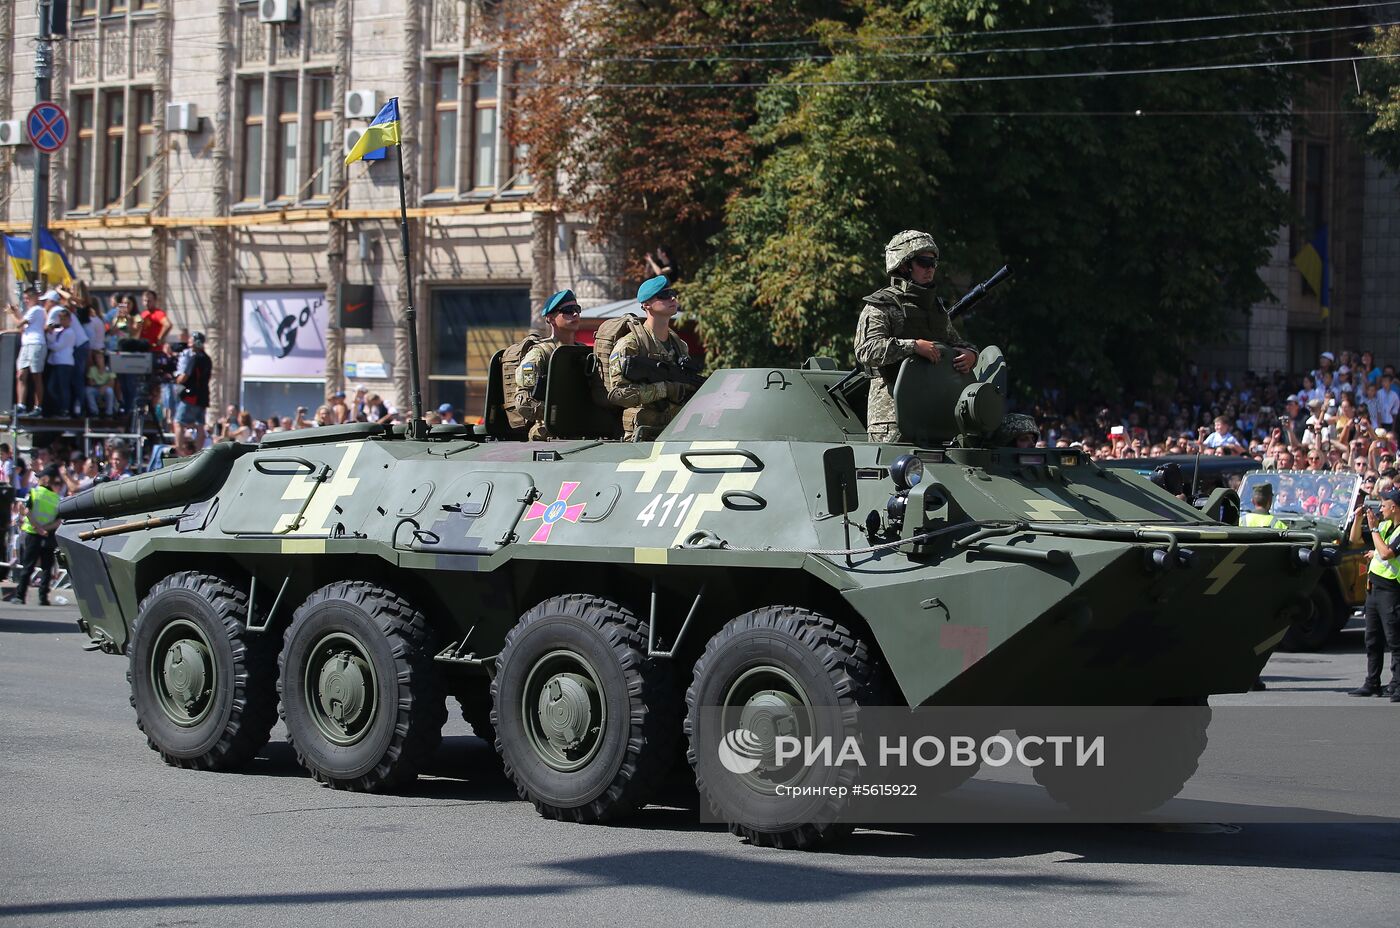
left=946, top=264, right=1013, bottom=319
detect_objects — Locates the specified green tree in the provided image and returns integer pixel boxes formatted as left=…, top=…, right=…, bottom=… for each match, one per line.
left=1353, top=24, right=1400, bottom=170
left=691, top=0, right=1300, bottom=394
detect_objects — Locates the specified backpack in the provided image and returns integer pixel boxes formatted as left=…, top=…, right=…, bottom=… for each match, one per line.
left=500, top=333, right=545, bottom=429
left=589, top=313, right=646, bottom=406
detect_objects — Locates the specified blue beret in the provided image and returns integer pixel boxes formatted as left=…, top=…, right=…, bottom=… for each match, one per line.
left=541, top=289, right=579, bottom=318
left=636, top=275, right=670, bottom=304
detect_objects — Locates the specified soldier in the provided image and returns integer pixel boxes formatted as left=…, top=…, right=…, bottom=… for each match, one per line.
left=1239, top=483, right=1286, bottom=529
left=607, top=275, right=695, bottom=441
left=514, top=289, right=582, bottom=440
left=992, top=413, right=1040, bottom=448
left=855, top=230, right=978, bottom=443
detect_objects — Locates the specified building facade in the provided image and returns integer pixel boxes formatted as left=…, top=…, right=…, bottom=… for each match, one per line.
left=0, top=0, right=620, bottom=421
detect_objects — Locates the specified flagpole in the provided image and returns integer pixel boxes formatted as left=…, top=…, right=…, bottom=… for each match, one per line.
left=391, top=97, right=426, bottom=439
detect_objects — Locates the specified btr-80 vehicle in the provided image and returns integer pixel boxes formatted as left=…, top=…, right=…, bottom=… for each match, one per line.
left=57, top=346, right=1327, bottom=848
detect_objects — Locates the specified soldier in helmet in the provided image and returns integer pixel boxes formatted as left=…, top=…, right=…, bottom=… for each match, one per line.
left=515, top=289, right=582, bottom=440
left=854, top=230, right=978, bottom=443
left=993, top=413, right=1041, bottom=448
left=606, top=275, right=696, bottom=441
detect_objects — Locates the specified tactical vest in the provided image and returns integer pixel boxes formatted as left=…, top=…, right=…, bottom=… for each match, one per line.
left=1370, top=519, right=1400, bottom=581
left=21, top=485, right=60, bottom=535
left=501, top=334, right=546, bottom=429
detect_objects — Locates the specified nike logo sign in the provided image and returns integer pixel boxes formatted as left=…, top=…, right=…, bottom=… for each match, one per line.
left=346, top=302, right=367, bottom=314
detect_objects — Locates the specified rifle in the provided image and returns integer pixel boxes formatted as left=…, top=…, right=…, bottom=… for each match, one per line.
left=619, top=355, right=707, bottom=390
left=945, top=264, right=1013, bottom=320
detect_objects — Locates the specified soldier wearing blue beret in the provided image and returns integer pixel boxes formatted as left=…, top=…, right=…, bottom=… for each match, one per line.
left=604, top=276, right=696, bottom=441
left=513, top=289, right=582, bottom=440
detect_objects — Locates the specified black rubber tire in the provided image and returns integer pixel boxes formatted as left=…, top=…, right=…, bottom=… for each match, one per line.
left=278, top=581, right=447, bottom=791
left=127, top=571, right=279, bottom=770
left=1279, top=586, right=1340, bottom=652
left=685, top=606, right=883, bottom=851
left=492, top=593, right=678, bottom=823
left=1029, top=699, right=1210, bottom=816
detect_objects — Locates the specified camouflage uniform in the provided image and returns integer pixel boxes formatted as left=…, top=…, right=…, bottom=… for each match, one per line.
left=854, top=277, right=977, bottom=443
left=606, top=326, right=692, bottom=441
left=515, top=338, right=559, bottom=441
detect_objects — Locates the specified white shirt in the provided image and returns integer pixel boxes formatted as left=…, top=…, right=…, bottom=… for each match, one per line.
left=71, top=315, right=90, bottom=348
left=20, top=305, right=47, bottom=346
left=45, top=324, right=76, bottom=365
left=1380, top=390, right=1400, bottom=425
left=85, top=316, right=105, bottom=349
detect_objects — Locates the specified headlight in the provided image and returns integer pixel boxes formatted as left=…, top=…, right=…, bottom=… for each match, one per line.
left=889, top=454, right=923, bottom=492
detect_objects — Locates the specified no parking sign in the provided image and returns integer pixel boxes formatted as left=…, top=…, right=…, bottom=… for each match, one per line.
left=26, top=102, right=69, bottom=153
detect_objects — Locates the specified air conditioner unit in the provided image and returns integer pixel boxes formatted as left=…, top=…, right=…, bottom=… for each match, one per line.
left=0, top=120, right=24, bottom=146
left=345, top=90, right=378, bottom=120
left=344, top=128, right=387, bottom=162
left=258, top=0, right=299, bottom=24
left=165, top=102, right=199, bottom=133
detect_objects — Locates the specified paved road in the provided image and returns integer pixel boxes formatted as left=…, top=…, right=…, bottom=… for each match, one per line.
left=1, top=605, right=1396, bottom=927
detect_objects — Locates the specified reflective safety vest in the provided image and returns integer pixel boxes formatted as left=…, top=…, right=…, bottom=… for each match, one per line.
left=1369, top=519, right=1400, bottom=582
left=1240, top=511, right=1286, bottom=530
left=21, top=485, right=60, bottom=535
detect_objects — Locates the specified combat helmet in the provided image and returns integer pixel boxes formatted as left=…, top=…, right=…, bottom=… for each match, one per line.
left=884, top=230, right=940, bottom=275
left=992, top=412, right=1040, bottom=446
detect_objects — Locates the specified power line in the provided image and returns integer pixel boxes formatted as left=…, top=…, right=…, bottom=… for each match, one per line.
left=549, top=1, right=1400, bottom=54
left=505, top=51, right=1400, bottom=90
left=524, top=18, right=1394, bottom=66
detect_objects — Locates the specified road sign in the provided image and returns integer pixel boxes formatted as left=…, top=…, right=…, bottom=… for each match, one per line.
left=26, top=102, right=69, bottom=154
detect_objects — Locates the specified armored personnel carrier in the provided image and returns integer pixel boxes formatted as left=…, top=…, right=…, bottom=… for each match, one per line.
left=56, top=347, right=1327, bottom=848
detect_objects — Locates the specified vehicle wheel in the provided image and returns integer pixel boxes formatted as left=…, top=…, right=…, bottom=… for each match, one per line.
left=127, top=572, right=279, bottom=770
left=492, top=594, right=678, bottom=823
left=685, top=606, right=883, bottom=851
left=1279, top=586, right=1339, bottom=652
left=1029, top=699, right=1210, bottom=816
left=278, top=581, right=447, bottom=791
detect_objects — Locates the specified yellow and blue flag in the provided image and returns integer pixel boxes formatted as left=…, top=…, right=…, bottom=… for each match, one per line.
left=4, top=229, right=76, bottom=286
left=345, top=98, right=400, bottom=165
left=1292, top=225, right=1330, bottom=320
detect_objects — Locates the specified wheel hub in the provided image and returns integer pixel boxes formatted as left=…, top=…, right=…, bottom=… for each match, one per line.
left=536, top=672, right=597, bottom=753
left=522, top=650, right=606, bottom=772
left=160, top=640, right=211, bottom=717
left=150, top=620, right=216, bottom=727
left=304, top=633, right=378, bottom=747
left=317, top=651, right=370, bottom=733
left=738, top=689, right=804, bottom=763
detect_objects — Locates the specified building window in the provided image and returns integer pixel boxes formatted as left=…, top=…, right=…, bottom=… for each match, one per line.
left=310, top=74, right=334, bottom=197
left=72, top=94, right=95, bottom=210
left=432, top=63, right=460, bottom=192
left=472, top=62, right=498, bottom=189
left=275, top=77, right=299, bottom=200
left=134, top=89, right=155, bottom=207
left=103, top=90, right=126, bottom=207
left=78, top=0, right=99, bottom=16
left=241, top=81, right=265, bottom=201
left=429, top=289, right=530, bottom=420
left=105, top=0, right=129, bottom=13
left=1303, top=143, right=1326, bottom=239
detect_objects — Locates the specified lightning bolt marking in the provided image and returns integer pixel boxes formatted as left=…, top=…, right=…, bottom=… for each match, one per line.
left=1204, top=545, right=1248, bottom=596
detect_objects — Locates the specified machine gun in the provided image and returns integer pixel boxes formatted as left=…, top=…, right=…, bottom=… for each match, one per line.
left=619, top=355, right=707, bottom=390
left=945, top=264, right=1013, bottom=320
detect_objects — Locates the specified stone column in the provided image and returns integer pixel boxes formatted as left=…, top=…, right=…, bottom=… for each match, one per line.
left=208, top=0, right=235, bottom=413
left=323, top=0, right=352, bottom=398
left=394, top=0, right=425, bottom=412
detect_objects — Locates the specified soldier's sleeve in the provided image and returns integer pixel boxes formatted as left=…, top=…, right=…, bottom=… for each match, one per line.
left=513, top=345, right=545, bottom=420
left=854, top=303, right=916, bottom=369
left=607, top=334, right=667, bottom=408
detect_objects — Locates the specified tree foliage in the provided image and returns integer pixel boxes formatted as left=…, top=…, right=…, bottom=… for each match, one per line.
left=1352, top=24, right=1400, bottom=170
left=508, top=1, right=1304, bottom=393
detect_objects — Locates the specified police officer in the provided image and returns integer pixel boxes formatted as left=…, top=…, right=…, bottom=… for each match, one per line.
left=1239, top=483, right=1287, bottom=529
left=515, top=289, right=582, bottom=440
left=606, top=275, right=695, bottom=441
left=3, top=464, right=63, bottom=606
left=854, top=230, right=979, bottom=443
left=1350, top=486, right=1400, bottom=699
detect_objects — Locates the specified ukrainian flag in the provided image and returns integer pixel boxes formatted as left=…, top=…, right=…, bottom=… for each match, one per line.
left=4, top=230, right=76, bottom=286
left=345, top=98, right=401, bottom=165
left=1292, top=225, right=1330, bottom=320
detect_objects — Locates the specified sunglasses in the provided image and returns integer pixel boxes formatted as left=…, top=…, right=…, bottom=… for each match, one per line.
left=651, top=289, right=678, bottom=302
left=550, top=307, right=581, bottom=316
left=911, top=255, right=939, bottom=270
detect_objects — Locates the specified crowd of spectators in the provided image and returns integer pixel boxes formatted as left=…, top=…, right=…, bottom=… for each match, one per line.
left=1026, top=349, right=1400, bottom=485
